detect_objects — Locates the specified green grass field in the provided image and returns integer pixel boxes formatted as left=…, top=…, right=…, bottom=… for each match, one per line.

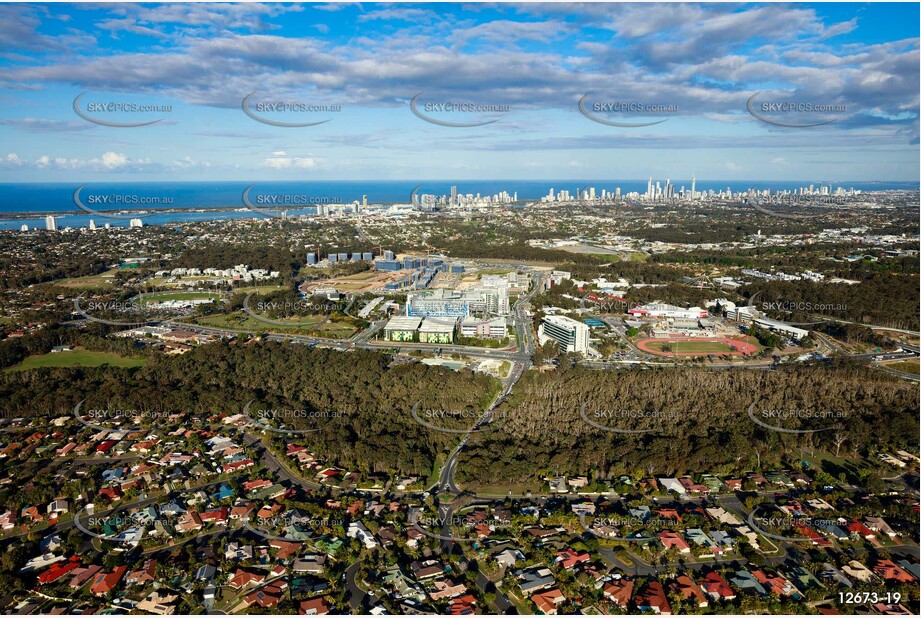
left=643, top=340, right=736, bottom=354
left=6, top=350, right=147, bottom=372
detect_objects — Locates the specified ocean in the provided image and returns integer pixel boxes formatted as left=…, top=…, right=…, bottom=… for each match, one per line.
left=0, top=180, right=916, bottom=230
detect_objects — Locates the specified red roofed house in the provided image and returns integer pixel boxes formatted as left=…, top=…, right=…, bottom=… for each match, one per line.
left=752, top=570, right=798, bottom=597
left=554, top=549, right=590, bottom=570
left=228, top=568, right=266, bottom=589
left=96, top=440, right=117, bottom=454
left=125, top=560, right=157, bottom=586
left=223, top=458, right=254, bottom=473
left=531, top=588, right=566, bottom=615
left=90, top=565, right=128, bottom=596
left=659, top=530, right=691, bottom=553
left=38, top=557, right=82, bottom=585
left=873, top=560, right=915, bottom=583
left=795, top=522, right=831, bottom=547
left=271, top=539, right=302, bottom=560
left=448, top=594, right=477, bottom=615
left=243, top=583, right=286, bottom=609
left=602, top=578, right=634, bottom=608
left=634, top=581, right=671, bottom=615
left=98, top=486, right=122, bottom=502
left=670, top=575, right=708, bottom=608
left=243, top=479, right=273, bottom=492
left=200, top=507, right=229, bottom=526
left=299, top=597, right=331, bottom=615
left=700, top=572, right=736, bottom=602
left=846, top=520, right=875, bottom=540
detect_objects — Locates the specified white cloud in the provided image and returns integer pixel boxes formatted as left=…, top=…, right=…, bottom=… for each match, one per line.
left=263, top=154, right=320, bottom=169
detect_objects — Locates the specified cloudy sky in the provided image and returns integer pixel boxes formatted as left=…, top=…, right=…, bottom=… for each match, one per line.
left=0, top=1, right=918, bottom=182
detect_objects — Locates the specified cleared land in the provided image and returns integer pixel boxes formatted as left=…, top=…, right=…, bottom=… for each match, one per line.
left=881, top=359, right=920, bottom=375
left=6, top=350, right=146, bottom=372
left=189, top=311, right=358, bottom=338
left=52, top=269, right=119, bottom=290
left=138, top=291, right=222, bottom=303
left=300, top=270, right=400, bottom=294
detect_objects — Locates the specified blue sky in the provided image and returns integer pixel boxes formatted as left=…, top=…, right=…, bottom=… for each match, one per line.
left=0, top=2, right=918, bottom=182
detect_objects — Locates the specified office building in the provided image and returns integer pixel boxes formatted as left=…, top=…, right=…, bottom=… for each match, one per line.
left=383, top=316, right=422, bottom=342
left=538, top=315, right=589, bottom=354
left=418, top=317, right=456, bottom=343
left=375, top=260, right=402, bottom=271
left=460, top=316, right=507, bottom=339
left=628, top=303, right=707, bottom=320
left=407, top=289, right=469, bottom=318
left=753, top=317, right=809, bottom=341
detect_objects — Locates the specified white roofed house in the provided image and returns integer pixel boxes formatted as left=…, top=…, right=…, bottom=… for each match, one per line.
left=347, top=520, right=379, bottom=549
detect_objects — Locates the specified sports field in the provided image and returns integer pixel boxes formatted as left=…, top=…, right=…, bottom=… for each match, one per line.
left=6, top=350, right=147, bottom=372
left=636, top=336, right=759, bottom=357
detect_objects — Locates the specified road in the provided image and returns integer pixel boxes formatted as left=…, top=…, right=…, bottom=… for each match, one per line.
left=242, top=431, right=321, bottom=491
left=345, top=560, right=380, bottom=613
left=435, top=272, right=544, bottom=497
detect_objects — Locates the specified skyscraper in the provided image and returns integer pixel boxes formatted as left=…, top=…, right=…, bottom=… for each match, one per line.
left=45, top=215, right=56, bottom=231
left=690, top=176, right=696, bottom=200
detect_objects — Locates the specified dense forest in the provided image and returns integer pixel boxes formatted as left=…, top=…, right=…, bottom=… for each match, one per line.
left=457, top=363, right=919, bottom=489
left=0, top=342, right=499, bottom=476
left=742, top=275, right=920, bottom=330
